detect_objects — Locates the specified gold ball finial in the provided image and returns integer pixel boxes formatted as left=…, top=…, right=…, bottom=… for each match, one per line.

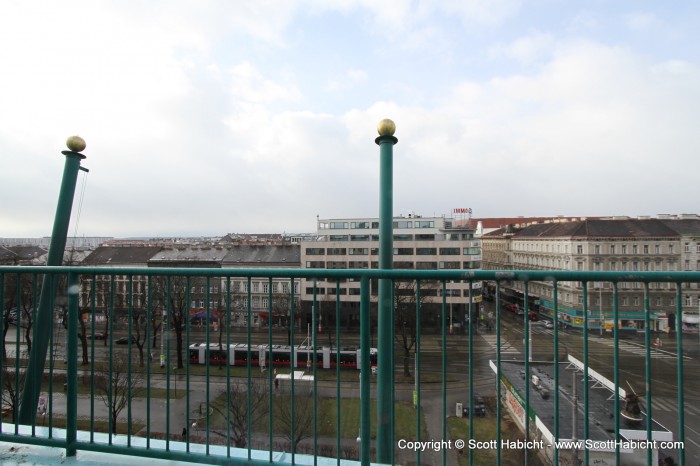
left=66, top=135, right=86, bottom=153
left=377, top=119, right=396, bottom=137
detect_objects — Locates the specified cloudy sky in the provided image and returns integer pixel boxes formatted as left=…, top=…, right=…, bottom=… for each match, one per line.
left=2, top=1, right=699, bottom=238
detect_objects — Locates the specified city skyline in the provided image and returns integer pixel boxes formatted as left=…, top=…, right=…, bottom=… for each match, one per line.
left=2, top=2, right=699, bottom=237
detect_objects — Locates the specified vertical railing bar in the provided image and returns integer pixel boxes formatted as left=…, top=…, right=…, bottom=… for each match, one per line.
left=0, top=272, right=4, bottom=433
left=127, top=275, right=133, bottom=445
left=553, top=279, right=559, bottom=466
left=0, top=272, right=3, bottom=431
left=13, top=272, right=20, bottom=435
left=246, top=276, right=251, bottom=461
left=582, top=281, right=589, bottom=465
left=390, top=280, right=395, bottom=466
left=185, top=276, right=191, bottom=452
left=146, top=276, right=152, bottom=449
left=441, top=280, right=447, bottom=466
left=206, top=277, right=211, bottom=454
left=312, top=280, right=318, bottom=465
left=415, top=280, right=422, bottom=466
left=644, top=282, right=652, bottom=466
left=359, top=276, right=371, bottom=466
left=335, top=280, right=341, bottom=466
left=31, top=273, right=39, bottom=436
left=523, top=282, right=530, bottom=466
left=66, top=271, right=78, bottom=457
left=674, top=283, right=685, bottom=466
left=613, top=282, right=620, bottom=464
left=165, top=276, right=172, bottom=451
left=108, top=275, right=115, bottom=445
left=290, top=277, right=296, bottom=465
left=268, top=278, right=273, bottom=462
left=225, top=277, right=231, bottom=459
left=90, top=274, right=96, bottom=442
left=468, top=280, right=474, bottom=466
left=48, top=274, right=56, bottom=435
left=495, top=281, right=502, bottom=466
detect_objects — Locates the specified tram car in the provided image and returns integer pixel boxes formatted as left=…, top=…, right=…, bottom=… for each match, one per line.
left=188, top=342, right=377, bottom=370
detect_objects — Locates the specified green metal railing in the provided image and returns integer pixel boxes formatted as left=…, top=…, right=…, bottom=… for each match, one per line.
left=0, top=266, right=695, bottom=465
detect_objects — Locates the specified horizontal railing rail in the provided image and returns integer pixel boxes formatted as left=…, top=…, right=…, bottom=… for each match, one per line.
left=0, top=266, right=695, bottom=466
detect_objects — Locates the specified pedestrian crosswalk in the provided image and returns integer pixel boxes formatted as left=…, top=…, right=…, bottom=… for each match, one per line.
left=480, top=334, right=520, bottom=356
left=648, top=397, right=700, bottom=416
left=590, top=336, right=690, bottom=360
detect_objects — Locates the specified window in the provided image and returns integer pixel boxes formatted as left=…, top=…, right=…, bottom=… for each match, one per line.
left=394, top=261, right=414, bottom=269
left=351, top=222, right=370, bottom=229
left=643, top=245, right=649, bottom=254
left=350, top=235, right=370, bottom=241
left=439, top=248, right=460, bottom=255
left=685, top=243, right=690, bottom=253
left=393, top=221, right=412, bottom=228
left=371, top=222, right=379, bottom=228
left=330, top=222, right=348, bottom=229
left=327, top=248, right=347, bottom=255
left=306, top=248, right=325, bottom=255
left=262, top=298, right=268, bottom=308
left=349, top=248, right=368, bottom=255
left=577, top=245, right=583, bottom=254
left=610, top=245, right=616, bottom=254
left=348, top=261, right=368, bottom=269
left=416, top=262, right=437, bottom=270
left=633, top=297, right=640, bottom=306
left=594, top=245, right=600, bottom=255
left=253, top=283, right=259, bottom=292
left=326, top=261, right=347, bottom=269
left=416, top=248, right=437, bottom=255
left=415, top=234, right=435, bottom=241
left=282, top=283, right=289, bottom=293
left=329, top=235, right=348, bottom=241
left=263, top=283, right=268, bottom=293
left=393, top=234, right=413, bottom=241
left=463, top=247, right=480, bottom=255
left=393, top=248, right=414, bottom=255
left=439, top=261, right=460, bottom=269
left=415, top=221, right=434, bottom=228
left=621, top=245, right=627, bottom=254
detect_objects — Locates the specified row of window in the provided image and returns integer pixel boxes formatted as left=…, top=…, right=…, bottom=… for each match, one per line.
left=306, top=247, right=481, bottom=256
left=305, top=261, right=481, bottom=270
left=319, top=220, right=437, bottom=230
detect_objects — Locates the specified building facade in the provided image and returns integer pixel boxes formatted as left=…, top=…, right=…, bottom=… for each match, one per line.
left=300, top=215, right=481, bottom=329
left=482, top=216, right=700, bottom=332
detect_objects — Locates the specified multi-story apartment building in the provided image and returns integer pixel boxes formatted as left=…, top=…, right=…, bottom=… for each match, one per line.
left=482, top=216, right=700, bottom=332
left=300, top=214, right=481, bottom=329
left=219, top=245, right=301, bottom=329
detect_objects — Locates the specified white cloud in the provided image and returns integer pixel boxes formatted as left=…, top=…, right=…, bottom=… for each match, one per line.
left=488, top=32, right=555, bottom=64
left=624, top=12, right=658, bottom=31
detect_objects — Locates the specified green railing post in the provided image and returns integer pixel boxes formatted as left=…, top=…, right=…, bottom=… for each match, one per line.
left=66, top=272, right=79, bottom=456
left=19, top=139, right=87, bottom=424
left=375, top=118, right=397, bottom=464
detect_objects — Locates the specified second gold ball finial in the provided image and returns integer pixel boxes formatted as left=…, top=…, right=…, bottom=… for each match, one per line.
left=377, top=119, right=396, bottom=137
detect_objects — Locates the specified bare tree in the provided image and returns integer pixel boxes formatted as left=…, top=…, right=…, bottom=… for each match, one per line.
left=275, top=392, right=325, bottom=452
left=1, top=368, right=26, bottom=423
left=94, top=351, right=145, bottom=434
left=394, top=280, right=436, bottom=377
left=150, top=276, right=192, bottom=369
left=212, top=380, right=269, bottom=447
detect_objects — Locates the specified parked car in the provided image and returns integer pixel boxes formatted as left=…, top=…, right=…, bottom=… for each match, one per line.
left=462, top=394, right=487, bottom=417
left=544, top=321, right=554, bottom=329
left=528, top=311, right=539, bottom=321
left=115, top=336, right=136, bottom=345
left=503, top=304, right=518, bottom=312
